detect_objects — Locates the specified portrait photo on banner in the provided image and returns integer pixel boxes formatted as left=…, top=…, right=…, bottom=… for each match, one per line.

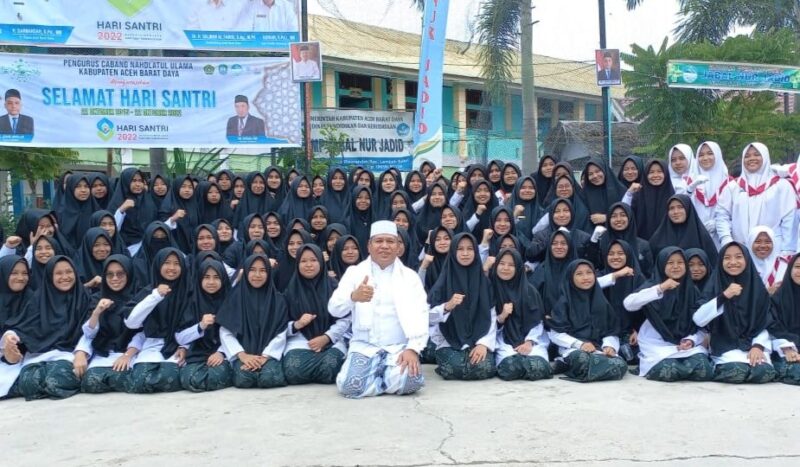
left=596, top=48, right=622, bottom=87
left=290, top=41, right=323, bottom=83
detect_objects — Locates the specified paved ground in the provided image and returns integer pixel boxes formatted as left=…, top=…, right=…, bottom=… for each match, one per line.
left=1, top=366, right=799, bottom=467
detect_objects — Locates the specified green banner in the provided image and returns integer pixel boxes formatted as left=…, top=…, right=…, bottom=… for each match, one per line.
left=667, top=60, right=800, bottom=92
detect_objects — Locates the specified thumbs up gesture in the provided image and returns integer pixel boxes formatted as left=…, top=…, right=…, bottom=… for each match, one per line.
left=351, top=276, right=375, bottom=303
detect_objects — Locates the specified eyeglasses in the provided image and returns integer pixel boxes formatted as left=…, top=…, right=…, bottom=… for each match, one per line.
left=105, top=271, right=127, bottom=279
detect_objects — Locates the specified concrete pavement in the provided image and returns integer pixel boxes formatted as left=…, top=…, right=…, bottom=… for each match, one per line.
left=1, top=366, right=799, bottom=466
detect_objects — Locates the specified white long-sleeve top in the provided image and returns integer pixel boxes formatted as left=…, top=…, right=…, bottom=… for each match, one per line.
left=623, top=285, right=709, bottom=376
left=284, top=316, right=351, bottom=354
left=427, top=304, right=497, bottom=352
left=123, top=288, right=204, bottom=364
left=548, top=330, right=620, bottom=358
left=495, top=322, right=549, bottom=362
left=693, top=297, right=772, bottom=365
left=219, top=324, right=290, bottom=362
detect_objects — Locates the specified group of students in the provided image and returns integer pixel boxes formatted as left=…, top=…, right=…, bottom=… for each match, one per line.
left=1, top=140, right=800, bottom=401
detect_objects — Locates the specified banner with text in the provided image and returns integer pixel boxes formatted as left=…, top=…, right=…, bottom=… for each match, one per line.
left=667, top=60, right=800, bottom=93
left=412, top=0, right=449, bottom=168
left=0, top=0, right=300, bottom=51
left=311, top=109, right=413, bottom=171
left=0, top=53, right=302, bottom=148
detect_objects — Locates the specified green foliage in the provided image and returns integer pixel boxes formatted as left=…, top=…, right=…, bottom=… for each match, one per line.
left=319, top=126, right=349, bottom=160
left=168, top=148, right=228, bottom=178
left=0, top=147, right=79, bottom=195
left=622, top=30, right=800, bottom=162
left=475, top=0, right=522, bottom=103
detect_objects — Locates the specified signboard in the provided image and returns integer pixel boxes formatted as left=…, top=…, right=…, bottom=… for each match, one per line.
left=667, top=60, right=800, bottom=93
left=0, top=0, right=300, bottom=51
left=311, top=109, right=413, bottom=171
left=290, top=41, right=323, bottom=83
left=412, top=0, right=449, bottom=168
left=0, top=53, right=301, bottom=148
left=596, top=48, right=621, bottom=87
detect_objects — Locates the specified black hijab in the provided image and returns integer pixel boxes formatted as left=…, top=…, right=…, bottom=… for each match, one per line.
left=600, top=203, right=641, bottom=259
left=649, top=194, right=719, bottom=264
left=90, top=210, right=128, bottom=256
left=545, top=175, right=592, bottom=233
left=58, top=174, right=99, bottom=248
left=307, top=205, right=330, bottom=239
left=500, top=162, right=522, bottom=194
left=185, top=259, right=232, bottom=364
left=132, top=221, right=178, bottom=287
left=147, top=173, right=171, bottom=212
left=278, top=176, right=314, bottom=224
left=491, top=249, right=544, bottom=347
left=487, top=159, right=505, bottom=192
left=462, top=179, right=500, bottom=237
left=416, top=183, right=447, bottom=243
left=285, top=244, right=338, bottom=341
left=130, top=248, right=196, bottom=358
left=548, top=259, right=621, bottom=346
left=29, top=236, right=63, bottom=291
left=397, top=228, right=420, bottom=271
left=159, top=175, right=201, bottom=252
left=403, top=170, right=427, bottom=203
left=89, top=172, right=111, bottom=210
left=234, top=172, right=269, bottom=226
left=216, top=254, right=289, bottom=355
left=16, top=209, right=74, bottom=256
left=705, top=243, right=772, bottom=356
left=617, top=156, right=645, bottom=188
left=0, top=255, right=32, bottom=332
left=89, top=255, right=138, bottom=357
left=510, top=176, right=544, bottom=242
left=686, top=248, right=713, bottom=294
left=74, top=227, right=113, bottom=285
left=212, top=218, right=235, bottom=252
left=489, top=206, right=516, bottom=253
left=531, top=230, right=578, bottom=313
left=264, top=166, right=287, bottom=212
left=423, top=226, right=453, bottom=292
left=632, top=160, right=675, bottom=239
left=108, top=168, right=158, bottom=246
left=533, top=155, right=558, bottom=207
left=223, top=213, right=265, bottom=271
left=216, top=169, right=236, bottom=201
left=637, top=247, right=701, bottom=344
left=318, top=222, right=348, bottom=253
left=374, top=170, right=402, bottom=220
left=330, top=235, right=362, bottom=280
left=320, top=167, right=351, bottom=222
left=263, top=211, right=286, bottom=258
left=580, top=157, right=627, bottom=216
left=348, top=186, right=374, bottom=257
left=601, top=240, right=646, bottom=332
left=439, top=205, right=466, bottom=234
left=197, top=181, right=234, bottom=225
left=769, top=254, right=800, bottom=348
left=52, top=171, right=72, bottom=211
left=6, top=256, right=91, bottom=354
left=275, top=229, right=314, bottom=292
left=427, top=233, right=492, bottom=349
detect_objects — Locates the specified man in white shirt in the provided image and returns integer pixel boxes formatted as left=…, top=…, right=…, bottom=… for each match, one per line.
left=187, top=0, right=248, bottom=31
left=246, top=0, right=298, bottom=32
left=292, top=45, right=321, bottom=81
left=329, top=221, right=429, bottom=398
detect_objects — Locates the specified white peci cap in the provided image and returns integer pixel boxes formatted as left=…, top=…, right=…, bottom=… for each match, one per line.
left=370, top=220, right=398, bottom=238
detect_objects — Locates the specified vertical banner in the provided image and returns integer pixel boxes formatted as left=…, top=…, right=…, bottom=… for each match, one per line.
left=412, top=0, right=449, bottom=168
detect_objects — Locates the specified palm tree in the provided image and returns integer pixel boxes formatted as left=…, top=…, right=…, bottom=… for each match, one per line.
left=627, top=0, right=800, bottom=44
left=411, top=0, right=539, bottom=171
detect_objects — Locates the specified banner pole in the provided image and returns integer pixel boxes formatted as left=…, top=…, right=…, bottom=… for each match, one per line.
left=301, top=0, right=312, bottom=173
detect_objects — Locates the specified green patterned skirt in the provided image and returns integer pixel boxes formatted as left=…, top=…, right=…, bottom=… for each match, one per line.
left=645, top=354, right=713, bottom=382
left=18, top=360, right=81, bottom=400
left=712, top=362, right=776, bottom=384
left=562, top=351, right=627, bottom=383
left=434, top=347, right=496, bottom=381
left=231, top=358, right=287, bottom=389
left=773, top=357, right=800, bottom=386
left=82, top=366, right=132, bottom=393
left=497, top=354, right=553, bottom=381
left=179, top=361, right=233, bottom=392
left=128, top=362, right=182, bottom=393
left=283, top=348, right=345, bottom=385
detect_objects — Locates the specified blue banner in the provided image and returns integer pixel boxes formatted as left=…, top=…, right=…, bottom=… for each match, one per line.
left=412, top=0, right=450, bottom=167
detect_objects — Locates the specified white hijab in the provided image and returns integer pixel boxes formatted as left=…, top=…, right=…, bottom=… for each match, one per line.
left=668, top=144, right=695, bottom=192
left=746, top=226, right=783, bottom=287
left=740, top=142, right=776, bottom=190
left=692, top=141, right=729, bottom=207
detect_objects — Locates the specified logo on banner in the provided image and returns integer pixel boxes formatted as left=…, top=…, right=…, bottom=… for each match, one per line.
left=97, top=118, right=115, bottom=141
left=0, top=59, right=40, bottom=83
left=107, top=0, right=152, bottom=17
left=218, top=65, right=228, bottom=75
left=231, top=64, right=243, bottom=75
left=396, top=122, right=411, bottom=137
left=203, top=65, right=215, bottom=75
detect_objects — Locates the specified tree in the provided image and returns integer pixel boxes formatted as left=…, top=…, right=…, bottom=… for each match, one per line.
left=0, top=147, right=79, bottom=200
left=627, top=0, right=800, bottom=44
left=411, top=0, right=540, bottom=171
left=169, top=148, right=228, bottom=178
left=622, top=30, right=800, bottom=162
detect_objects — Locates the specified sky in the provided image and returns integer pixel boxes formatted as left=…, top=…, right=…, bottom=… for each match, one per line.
left=308, top=0, right=687, bottom=63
